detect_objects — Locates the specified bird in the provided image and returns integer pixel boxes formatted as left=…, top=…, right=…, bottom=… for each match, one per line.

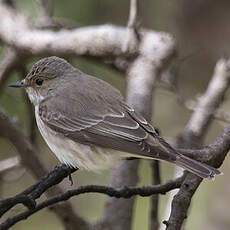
left=9, top=56, right=221, bottom=179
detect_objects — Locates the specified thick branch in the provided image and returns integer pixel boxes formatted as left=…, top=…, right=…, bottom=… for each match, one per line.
left=166, top=58, right=230, bottom=230
left=184, top=58, right=230, bottom=142
left=178, top=126, right=230, bottom=165
left=0, top=4, right=172, bottom=62
left=98, top=19, right=175, bottom=230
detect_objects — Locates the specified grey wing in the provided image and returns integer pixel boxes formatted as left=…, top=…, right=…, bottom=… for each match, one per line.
left=39, top=94, right=177, bottom=162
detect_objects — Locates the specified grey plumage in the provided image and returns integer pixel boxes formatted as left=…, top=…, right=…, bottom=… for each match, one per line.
left=16, top=56, right=221, bottom=179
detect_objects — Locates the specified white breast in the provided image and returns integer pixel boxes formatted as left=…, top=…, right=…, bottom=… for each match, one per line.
left=35, top=106, right=126, bottom=170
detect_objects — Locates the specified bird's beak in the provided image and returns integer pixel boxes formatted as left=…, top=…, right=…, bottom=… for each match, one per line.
left=8, top=80, right=28, bottom=88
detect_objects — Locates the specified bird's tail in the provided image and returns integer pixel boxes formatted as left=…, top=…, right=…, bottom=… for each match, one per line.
left=140, top=134, right=222, bottom=180
left=174, top=154, right=221, bottom=179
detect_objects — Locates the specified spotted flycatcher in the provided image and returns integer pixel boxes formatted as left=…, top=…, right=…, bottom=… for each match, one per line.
left=9, top=56, right=221, bottom=179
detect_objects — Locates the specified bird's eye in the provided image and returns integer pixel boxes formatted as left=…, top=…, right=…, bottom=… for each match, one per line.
left=35, top=78, right=44, bottom=86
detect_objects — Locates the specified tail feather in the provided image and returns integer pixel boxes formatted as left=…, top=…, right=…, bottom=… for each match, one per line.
left=175, top=155, right=221, bottom=179
left=125, top=132, right=221, bottom=180
left=143, top=134, right=222, bottom=180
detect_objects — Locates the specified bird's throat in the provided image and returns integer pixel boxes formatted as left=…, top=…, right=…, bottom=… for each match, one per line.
left=26, top=87, right=45, bottom=106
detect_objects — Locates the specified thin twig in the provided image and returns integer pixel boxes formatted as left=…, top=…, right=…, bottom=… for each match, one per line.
left=150, top=161, right=161, bottom=230
left=123, top=0, right=141, bottom=52
left=0, top=176, right=183, bottom=230
left=128, top=0, right=139, bottom=29
left=37, top=0, right=54, bottom=27
left=0, top=48, right=20, bottom=92
left=0, top=156, right=20, bottom=174
left=185, top=99, right=230, bottom=123
left=0, top=164, right=76, bottom=218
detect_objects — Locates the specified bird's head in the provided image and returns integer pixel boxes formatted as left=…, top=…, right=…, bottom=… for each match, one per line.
left=9, top=56, right=75, bottom=105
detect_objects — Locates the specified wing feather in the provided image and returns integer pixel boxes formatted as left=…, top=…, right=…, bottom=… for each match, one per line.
left=39, top=96, right=149, bottom=143
left=38, top=76, right=160, bottom=157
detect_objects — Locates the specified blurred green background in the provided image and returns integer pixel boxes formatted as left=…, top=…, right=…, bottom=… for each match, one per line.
left=0, top=0, right=230, bottom=229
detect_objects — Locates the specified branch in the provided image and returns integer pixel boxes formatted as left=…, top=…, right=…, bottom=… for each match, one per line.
left=0, top=177, right=183, bottom=230
left=0, top=48, right=20, bottom=92
left=166, top=58, right=230, bottom=230
left=123, top=0, right=140, bottom=52
left=178, top=125, right=230, bottom=167
left=1, top=122, right=228, bottom=230
left=150, top=161, right=161, bottom=230
left=185, top=99, right=230, bottom=123
left=0, top=164, right=76, bottom=217
left=184, top=58, right=230, bottom=141
left=39, top=0, right=53, bottom=19
left=36, top=0, right=55, bottom=28
left=127, top=0, right=139, bottom=30
left=126, top=25, right=176, bottom=230
left=98, top=15, right=176, bottom=230
left=0, top=156, right=20, bottom=174
left=0, top=3, right=134, bottom=57
left=0, top=4, right=173, bottom=62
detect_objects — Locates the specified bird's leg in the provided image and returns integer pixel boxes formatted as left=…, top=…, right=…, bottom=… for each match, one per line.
left=66, top=165, right=78, bottom=186
left=56, top=163, right=77, bottom=186
left=68, top=174, right=74, bottom=186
